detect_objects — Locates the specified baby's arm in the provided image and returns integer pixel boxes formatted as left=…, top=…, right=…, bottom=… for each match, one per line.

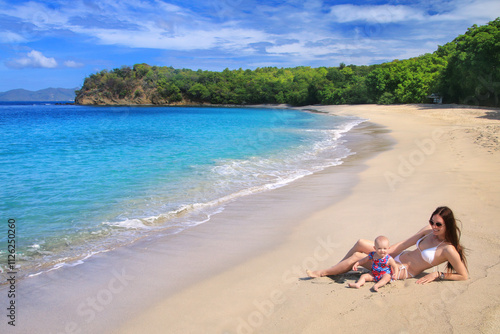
left=388, top=257, right=399, bottom=280
left=352, top=256, right=369, bottom=271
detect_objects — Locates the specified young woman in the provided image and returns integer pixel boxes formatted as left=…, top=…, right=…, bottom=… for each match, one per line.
left=306, top=206, right=468, bottom=283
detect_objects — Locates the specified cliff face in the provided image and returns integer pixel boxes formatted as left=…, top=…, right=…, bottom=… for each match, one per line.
left=75, top=90, right=159, bottom=105
left=75, top=94, right=193, bottom=105
left=75, top=64, right=199, bottom=106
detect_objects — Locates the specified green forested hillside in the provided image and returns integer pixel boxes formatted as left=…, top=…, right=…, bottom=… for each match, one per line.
left=439, top=19, right=500, bottom=106
left=75, top=18, right=499, bottom=107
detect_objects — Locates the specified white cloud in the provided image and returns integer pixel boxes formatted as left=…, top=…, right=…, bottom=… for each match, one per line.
left=7, top=50, right=58, bottom=69
left=0, top=31, right=26, bottom=43
left=328, top=4, right=426, bottom=23
left=0, top=1, right=62, bottom=28
left=64, top=60, right=84, bottom=68
left=82, top=23, right=270, bottom=52
left=0, top=0, right=499, bottom=71
left=429, top=0, right=500, bottom=23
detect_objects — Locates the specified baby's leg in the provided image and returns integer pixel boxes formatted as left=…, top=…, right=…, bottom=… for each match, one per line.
left=348, top=273, right=374, bottom=289
left=372, top=274, right=392, bottom=292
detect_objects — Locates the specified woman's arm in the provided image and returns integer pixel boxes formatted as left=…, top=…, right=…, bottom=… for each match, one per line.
left=416, top=245, right=468, bottom=284
left=352, top=256, right=369, bottom=271
left=389, top=225, right=432, bottom=256
left=388, top=257, right=399, bottom=280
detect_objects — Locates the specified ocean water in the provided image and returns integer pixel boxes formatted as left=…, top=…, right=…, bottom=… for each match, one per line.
left=0, top=102, right=364, bottom=278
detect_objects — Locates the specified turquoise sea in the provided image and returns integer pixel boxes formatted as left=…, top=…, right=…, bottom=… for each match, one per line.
left=0, top=102, right=364, bottom=278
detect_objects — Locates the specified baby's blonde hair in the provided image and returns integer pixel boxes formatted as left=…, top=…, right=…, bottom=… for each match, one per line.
left=374, top=235, right=389, bottom=248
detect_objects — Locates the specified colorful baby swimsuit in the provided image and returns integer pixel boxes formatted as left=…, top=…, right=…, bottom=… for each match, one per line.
left=369, top=252, right=392, bottom=282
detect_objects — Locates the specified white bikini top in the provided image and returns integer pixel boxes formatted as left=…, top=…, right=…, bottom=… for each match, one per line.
left=417, top=233, right=444, bottom=265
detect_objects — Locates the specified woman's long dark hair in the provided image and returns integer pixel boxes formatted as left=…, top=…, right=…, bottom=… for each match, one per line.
left=430, top=206, right=468, bottom=272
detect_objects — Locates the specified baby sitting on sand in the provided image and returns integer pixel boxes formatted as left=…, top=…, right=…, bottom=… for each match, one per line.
left=348, top=235, right=398, bottom=292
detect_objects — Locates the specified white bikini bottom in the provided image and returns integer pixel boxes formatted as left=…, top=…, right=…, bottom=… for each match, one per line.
left=394, top=251, right=414, bottom=280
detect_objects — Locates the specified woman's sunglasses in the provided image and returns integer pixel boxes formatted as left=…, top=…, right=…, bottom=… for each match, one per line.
left=429, top=220, right=443, bottom=227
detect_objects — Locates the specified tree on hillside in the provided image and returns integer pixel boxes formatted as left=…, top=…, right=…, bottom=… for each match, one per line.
left=439, top=18, right=500, bottom=106
left=75, top=18, right=500, bottom=107
left=367, top=53, right=445, bottom=104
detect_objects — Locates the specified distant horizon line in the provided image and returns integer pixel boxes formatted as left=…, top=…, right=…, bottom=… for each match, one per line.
left=0, top=87, right=79, bottom=93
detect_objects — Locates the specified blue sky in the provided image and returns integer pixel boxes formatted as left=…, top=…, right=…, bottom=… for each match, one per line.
left=0, top=0, right=499, bottom=91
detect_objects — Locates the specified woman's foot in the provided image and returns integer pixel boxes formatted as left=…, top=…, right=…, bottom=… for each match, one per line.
left=306, top=270, right=322, bottom=278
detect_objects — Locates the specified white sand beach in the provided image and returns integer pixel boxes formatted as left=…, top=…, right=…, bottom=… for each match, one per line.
left=112, top=104, right=500, bottom=333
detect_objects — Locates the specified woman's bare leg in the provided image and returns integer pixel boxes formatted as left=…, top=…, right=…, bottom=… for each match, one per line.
left=341, top=239, right=375, bottom=261
left=306, top=251, right=367, bottom=277
left=306, top=239, right=375, bottom=278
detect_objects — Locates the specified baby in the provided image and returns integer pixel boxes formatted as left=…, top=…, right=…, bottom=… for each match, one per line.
left=348, top=235, right=398, bottom=292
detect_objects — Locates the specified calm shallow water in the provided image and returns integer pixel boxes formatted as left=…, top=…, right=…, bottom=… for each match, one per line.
left=0, top=102, right=364, bottom=278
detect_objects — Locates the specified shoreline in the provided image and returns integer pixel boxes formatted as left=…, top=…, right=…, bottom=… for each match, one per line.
left=2, top=104, right=499, bottom=333
left=0, top=104, right=357, bottom=282
left=117, top=104, right=500, bottom=333
left=0, top=108, right=390, bottom=333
